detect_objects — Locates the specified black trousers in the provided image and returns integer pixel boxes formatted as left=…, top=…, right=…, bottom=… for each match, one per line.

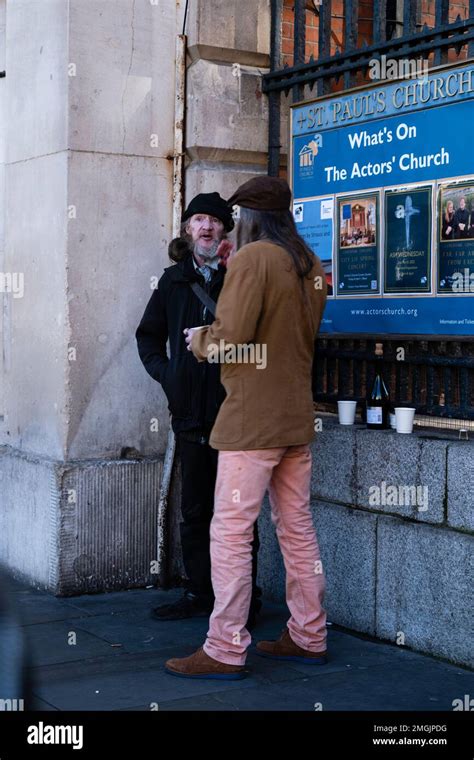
left=178, top=433, right=261, bottom=607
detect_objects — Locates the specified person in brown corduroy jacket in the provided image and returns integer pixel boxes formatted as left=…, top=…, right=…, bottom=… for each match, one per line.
left=165, top=176, right=329, bottom=680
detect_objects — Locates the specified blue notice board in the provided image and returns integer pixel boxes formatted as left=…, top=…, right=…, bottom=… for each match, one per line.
left=291, top=61, right=474, bottom=336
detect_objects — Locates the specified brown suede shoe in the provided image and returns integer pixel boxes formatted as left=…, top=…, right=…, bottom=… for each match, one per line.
left=256, top=628, right=328, bottom=665
left=165, top=646, right=247, bottom=680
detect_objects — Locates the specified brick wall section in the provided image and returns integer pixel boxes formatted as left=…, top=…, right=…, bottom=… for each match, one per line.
left=449, top=1, right=470, bottom=20
left=421, top=0, right=435, bottom=25
left=281, top=0, right=469, bottom=70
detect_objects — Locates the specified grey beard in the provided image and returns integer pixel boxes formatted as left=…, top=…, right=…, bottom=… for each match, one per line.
left=194, top=239, right=220, bottom=262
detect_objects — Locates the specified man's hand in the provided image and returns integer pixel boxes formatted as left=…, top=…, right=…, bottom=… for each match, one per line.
left=184, top=327, right=202, bottom=351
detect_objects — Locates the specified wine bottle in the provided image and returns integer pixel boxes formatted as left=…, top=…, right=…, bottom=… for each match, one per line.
left=366, top=343, right=390, bottom=430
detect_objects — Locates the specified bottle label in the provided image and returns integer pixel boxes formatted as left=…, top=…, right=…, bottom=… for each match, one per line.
left=367, top=407, right=383, bottom=425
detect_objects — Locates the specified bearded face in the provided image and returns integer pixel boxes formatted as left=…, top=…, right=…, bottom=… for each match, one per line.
left=194, top=238, right=220, bottom=261
left=185, top=214, right=225, bottom=264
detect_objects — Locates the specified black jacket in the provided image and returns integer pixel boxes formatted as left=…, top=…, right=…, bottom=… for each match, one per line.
left=453, top=207, right=469, bottom=238
left=136, top=243, right=226, bottom=435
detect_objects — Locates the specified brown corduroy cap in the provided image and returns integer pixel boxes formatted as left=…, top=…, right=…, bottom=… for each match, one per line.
left=227, top=176, right=292, bottom=211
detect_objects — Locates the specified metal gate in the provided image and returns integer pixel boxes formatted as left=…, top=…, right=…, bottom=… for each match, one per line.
left=262, top=0, right=474, bottom=420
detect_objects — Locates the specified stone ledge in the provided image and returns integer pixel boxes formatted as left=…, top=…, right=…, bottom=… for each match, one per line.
left=311, top=414, right=473, bottom=529
left=187, top=44, right=270, bottom=69
left=186, top=147, right=268, bottom=165
left=0, top=442, right=163, bottom=468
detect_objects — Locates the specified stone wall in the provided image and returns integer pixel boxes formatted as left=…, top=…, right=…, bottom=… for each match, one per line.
left=184, top=0, right=272, bottom=201
left=257, top=416, right=473, bottom=668
left=0, top=0, right=182, bottom=588
left=0, top=0, right=275, bottom=592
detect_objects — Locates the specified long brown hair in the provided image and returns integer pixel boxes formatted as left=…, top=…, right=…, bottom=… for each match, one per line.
left=235, top=207, right=315, bottom=282
left=444, top=200, right=454, bottom=223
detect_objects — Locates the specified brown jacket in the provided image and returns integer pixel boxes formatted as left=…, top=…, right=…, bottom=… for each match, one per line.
left=191, top=241, right=327, bottom=450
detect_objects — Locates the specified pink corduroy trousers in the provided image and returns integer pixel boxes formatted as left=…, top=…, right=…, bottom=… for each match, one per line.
left=203, top=444, right=327, bottom=666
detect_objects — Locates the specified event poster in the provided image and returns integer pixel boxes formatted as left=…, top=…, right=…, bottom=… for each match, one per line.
left=293, top=197, right=334, bottom=295
left=438, top=183, right=474, bottom=294
left=384, top=187, right=432, bottom=293
left=336, top=194, right=379, bottom=295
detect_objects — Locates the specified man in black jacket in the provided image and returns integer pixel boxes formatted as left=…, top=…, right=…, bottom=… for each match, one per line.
left=453, top=197, right=470, bottom=239
left=136, top=193, right=261, bottom=625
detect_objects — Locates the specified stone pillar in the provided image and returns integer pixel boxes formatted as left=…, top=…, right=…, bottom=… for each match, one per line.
left=0, top=0, right=182, bottom=592
left=0, top=0, right=5, bottom=417
left=184, top=0, right=271, bottom=201
left=0, top=0, right=275, bottom=594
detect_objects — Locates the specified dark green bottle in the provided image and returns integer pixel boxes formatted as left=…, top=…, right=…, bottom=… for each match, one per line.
left=366, top=343, right=390, bottom=430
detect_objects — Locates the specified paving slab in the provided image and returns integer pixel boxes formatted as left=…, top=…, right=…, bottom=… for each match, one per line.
left=16, top=586, right=472, bottom=712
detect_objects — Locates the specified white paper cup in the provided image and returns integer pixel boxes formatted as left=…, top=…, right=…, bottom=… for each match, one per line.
left=395, top=407, right=415, bottom=434
left=338, top=400, right=357, bottom=425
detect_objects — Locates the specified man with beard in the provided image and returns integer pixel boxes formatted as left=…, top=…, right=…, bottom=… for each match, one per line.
left=136, top=193, right=261, bottom=626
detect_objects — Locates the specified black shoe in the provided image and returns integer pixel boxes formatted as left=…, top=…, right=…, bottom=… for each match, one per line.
left=151, top=592, right=213, bottom=621
left=246, top=597, right=263, bottom=632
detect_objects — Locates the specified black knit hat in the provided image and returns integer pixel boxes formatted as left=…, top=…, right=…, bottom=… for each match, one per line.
left=182, top=192, right=234, bottom=231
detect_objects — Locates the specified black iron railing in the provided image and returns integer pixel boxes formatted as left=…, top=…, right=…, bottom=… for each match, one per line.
left=313, top=337, right=474, bottom=419
left=264, top=0, right=474, bottom=420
